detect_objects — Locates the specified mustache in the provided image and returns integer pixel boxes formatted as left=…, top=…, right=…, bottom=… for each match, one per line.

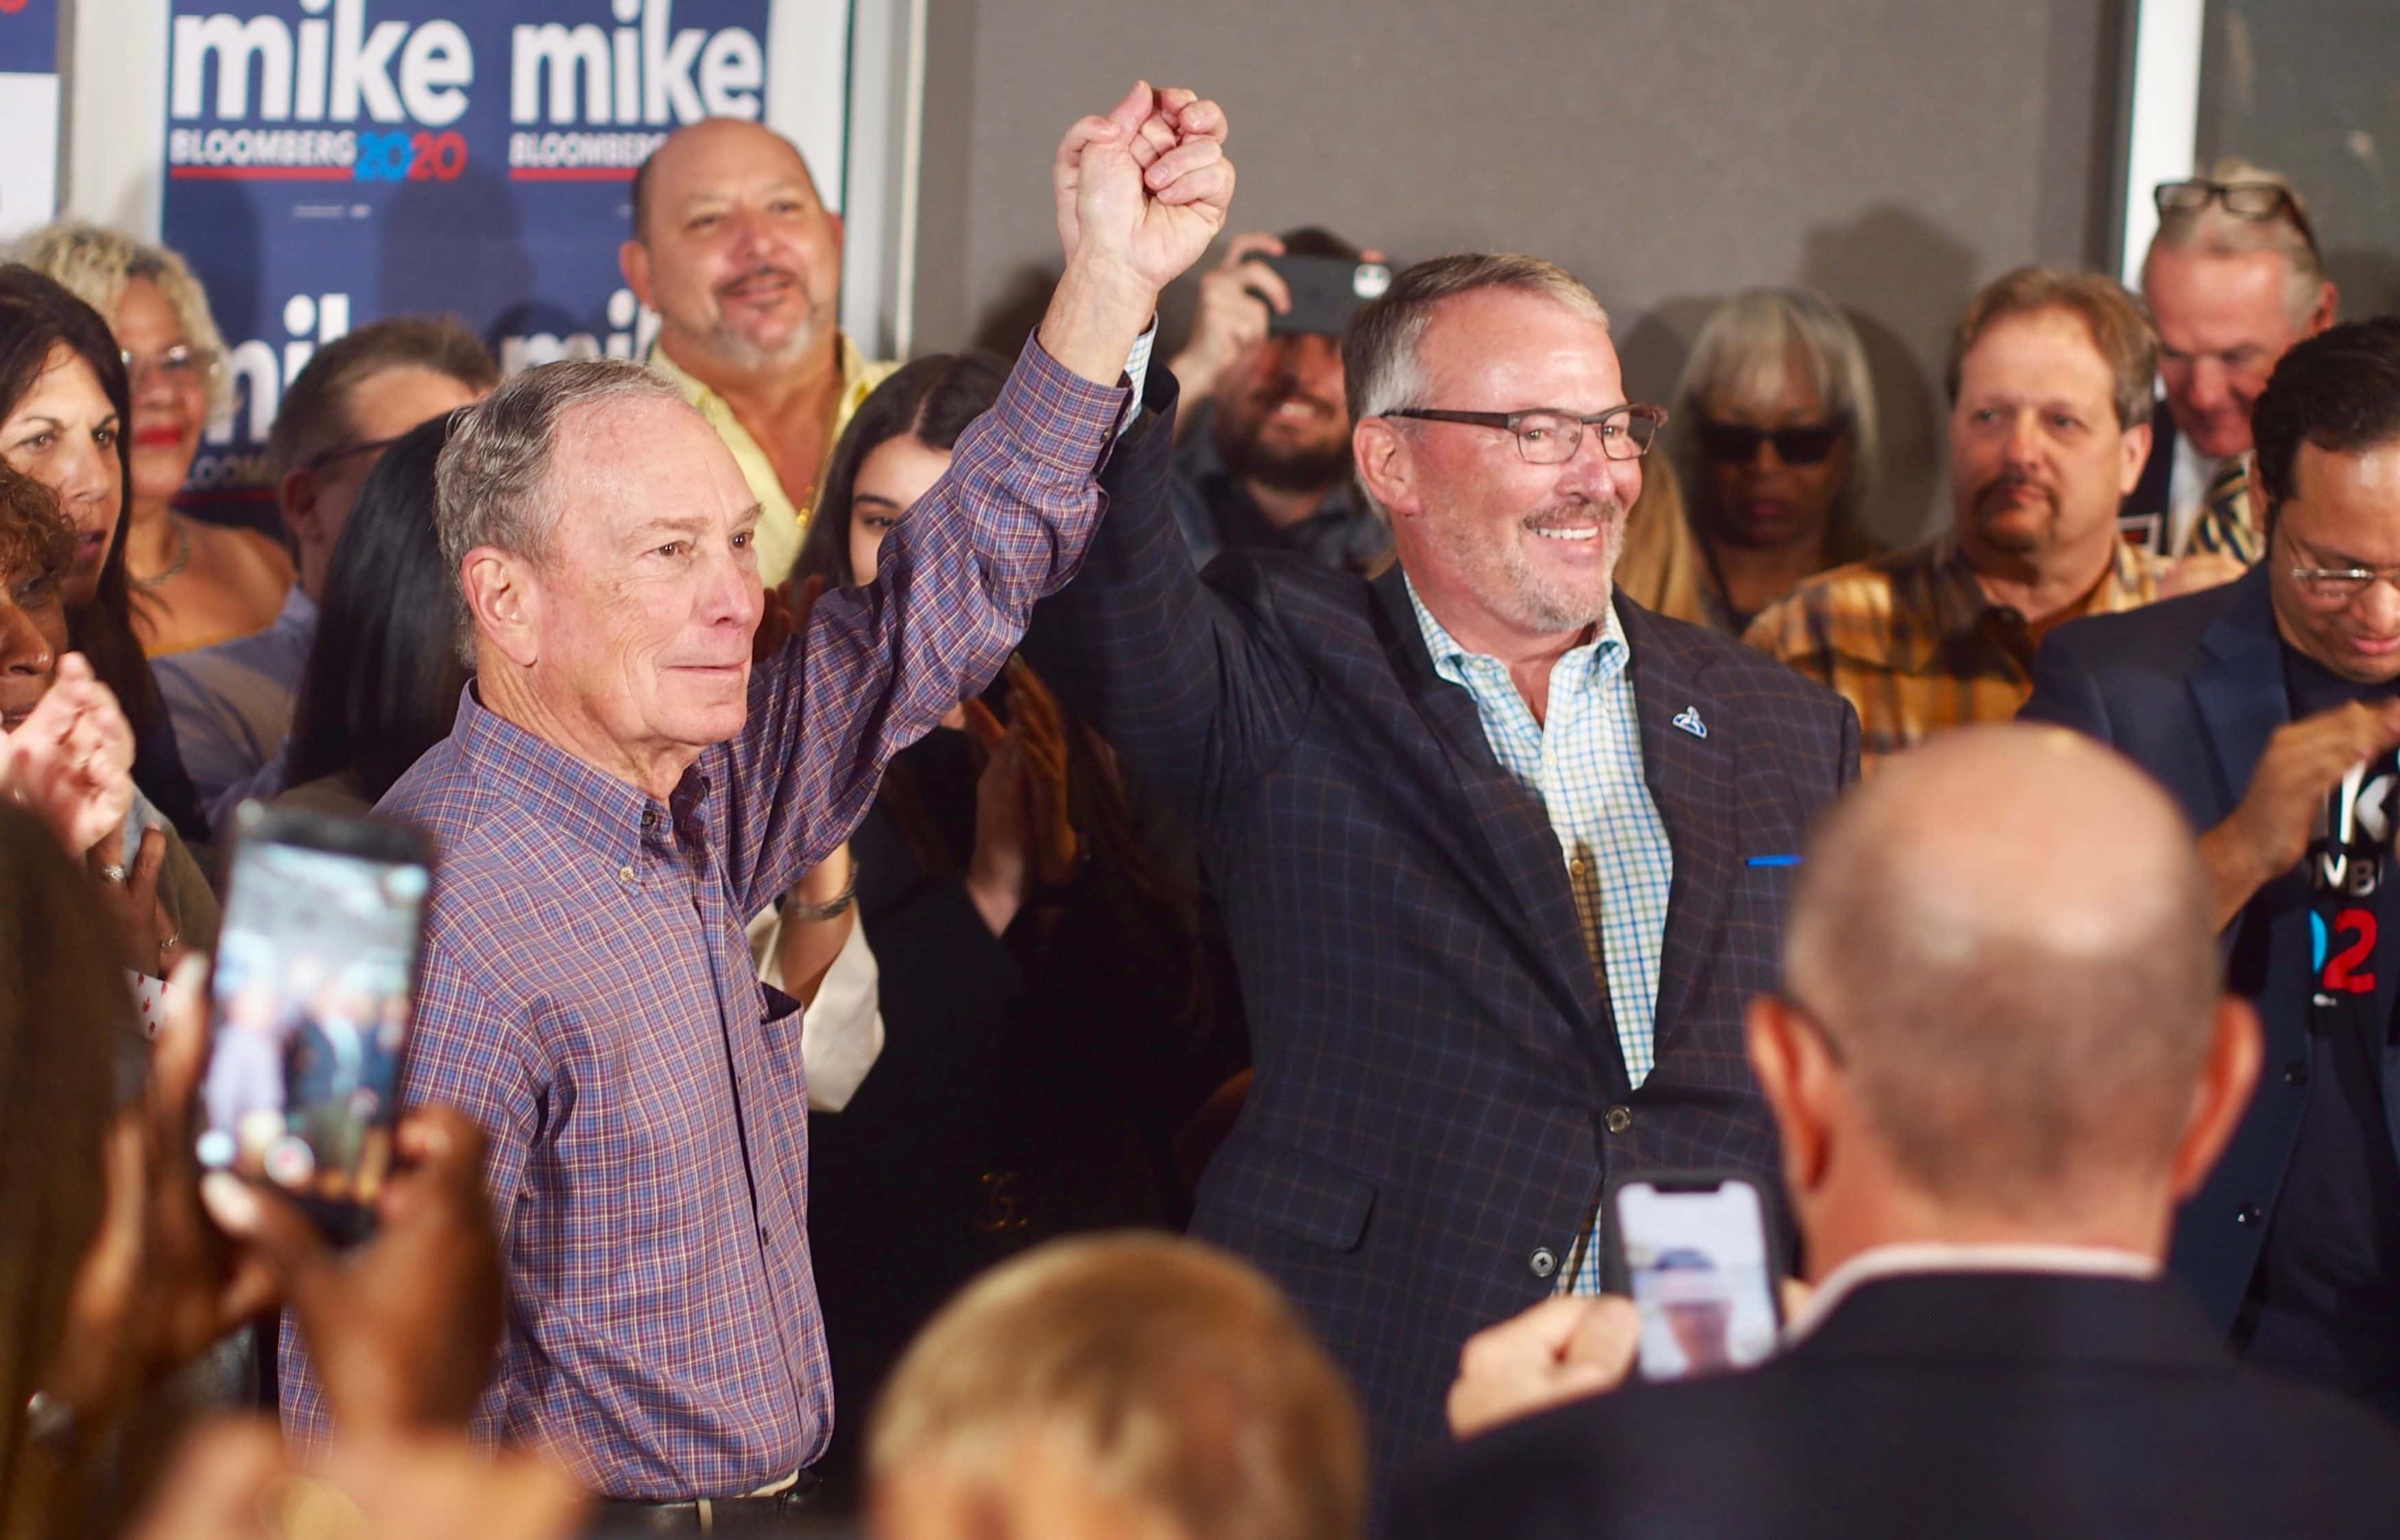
left=714, top=264, right=801, bottom=297
left=1972, top=470, right=2059, bottom=516
left=1522, top=497, right=1626, bottom=532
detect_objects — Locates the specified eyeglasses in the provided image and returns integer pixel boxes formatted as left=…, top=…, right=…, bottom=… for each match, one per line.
left=1694, top=417, right=1849, bottom=466
left=302, top=434, right=407, bottom=475
left=2153, top=178, right=2323, bottom=261
left=2281, top=529, right=2400, bottom=606
left=120, top=344, right=221, bottom=384
left=1384, top=404, right=1667, bottom=464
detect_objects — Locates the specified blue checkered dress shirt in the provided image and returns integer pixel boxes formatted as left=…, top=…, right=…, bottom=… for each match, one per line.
left=1406, top=581, right=1673, bottom=1295
left=277, top=333, right=1129, bottom=1499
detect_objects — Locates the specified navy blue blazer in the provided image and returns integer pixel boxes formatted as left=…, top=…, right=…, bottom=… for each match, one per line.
left=1031, top=374, right=1858, bottom=1481
left=1388, top=1271, right=2400, bottom=1540
left=2021, top=564, right=2400, bottom=1327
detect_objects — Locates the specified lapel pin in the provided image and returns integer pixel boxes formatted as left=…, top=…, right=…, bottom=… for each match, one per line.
left=1672, top=706, right=1707, bottom=739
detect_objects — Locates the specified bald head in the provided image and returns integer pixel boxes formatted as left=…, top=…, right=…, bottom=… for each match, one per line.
left=1783, top=726, right=2219, bottom=1215
left=621, top=119, right=843, bottom=376
left=632, top=119, right=819, bottom=242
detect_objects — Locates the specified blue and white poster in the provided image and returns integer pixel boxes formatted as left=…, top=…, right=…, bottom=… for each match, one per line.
left=0, top=0, right=62, bottom=240
left=158, top=0, right=848, bottom=501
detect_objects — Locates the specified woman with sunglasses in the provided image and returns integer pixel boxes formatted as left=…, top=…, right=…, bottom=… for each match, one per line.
left=1622, top=288, right=1882, bottom=635
left=20, top=224, right=293, bottom=657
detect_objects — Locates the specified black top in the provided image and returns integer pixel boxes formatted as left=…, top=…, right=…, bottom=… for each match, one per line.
left=1168, top=402, right=1390, bottom=575
left=1391, top=1271, right=2400, bottom=1540
left=2238, top=647, right=2400, bottom=1408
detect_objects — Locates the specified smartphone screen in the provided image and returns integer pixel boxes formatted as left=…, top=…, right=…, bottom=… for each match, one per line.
left=197, top=807, right=429, bottom=1242
left=1613, top=1177, right=1782, bottom=1382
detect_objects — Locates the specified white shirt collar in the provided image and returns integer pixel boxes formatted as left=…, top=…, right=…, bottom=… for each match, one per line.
left=1785, top=1241, right=2159, bottom=1344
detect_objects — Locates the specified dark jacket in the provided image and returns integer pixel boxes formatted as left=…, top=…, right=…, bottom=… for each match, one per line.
left=1022, top=372, right=1858, bottom=1483
left=1389, top=1270, right=2400, bottom=1540
left=2021, top=566, right=2400, bottom=1329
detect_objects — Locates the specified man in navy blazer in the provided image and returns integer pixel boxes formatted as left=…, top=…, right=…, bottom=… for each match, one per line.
left=1025, top=250, right=1856, bottom=1482
left=1394, top=726, right=2400, bottom=1540
left=2024, top=317, right=2400, bottom=1416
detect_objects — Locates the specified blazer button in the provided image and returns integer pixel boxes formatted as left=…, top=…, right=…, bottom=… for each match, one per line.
left=1528, top=1247, right=1558, bottom=1279
left=2284, top=1061, right=2309, bottom=1086
left=2236, top=1203, right=2264, bottom=1227
left=1604, top=1106, right=1633, bottom=1134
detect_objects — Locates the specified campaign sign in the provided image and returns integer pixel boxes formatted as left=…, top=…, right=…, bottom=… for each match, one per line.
left=0, top=0, right=61, bottom=241
left=159, top=0, right=796, bottom=504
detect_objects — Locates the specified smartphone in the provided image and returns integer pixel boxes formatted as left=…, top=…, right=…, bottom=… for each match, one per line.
left=1255, top=254, right=1393, bottom=337
left=1605, top=1171, right=1783, bottom=1382
left=196, top=804, right=432, bottom=1244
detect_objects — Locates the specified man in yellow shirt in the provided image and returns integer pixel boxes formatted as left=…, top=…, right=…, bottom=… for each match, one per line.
left=621, top=119, right=899, bottom=586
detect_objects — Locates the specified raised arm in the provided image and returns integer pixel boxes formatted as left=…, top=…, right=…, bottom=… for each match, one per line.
left=725, top=84, right=1235, bottom=906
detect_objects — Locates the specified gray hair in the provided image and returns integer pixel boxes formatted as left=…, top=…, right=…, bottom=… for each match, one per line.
left=435, top=357, right=686, bottom=664
left=1671, top=287, right=1880, bottom=527
left=1341, top=254, right=1610, bottom=518
left=2147, top=156, right=2328, bottom=326
left=16, top=221, right=234, bottom=417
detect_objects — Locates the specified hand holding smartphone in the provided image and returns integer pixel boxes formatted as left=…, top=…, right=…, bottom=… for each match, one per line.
left=196, top=804, right=431, bottom=1244
left=1605, top=1171, right=1784, bottom=1382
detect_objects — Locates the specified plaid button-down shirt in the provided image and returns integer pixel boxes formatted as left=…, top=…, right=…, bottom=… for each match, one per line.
left=1742, top=533, right=2166, bottom=770
left=278, top=334, right=1129, bottom=1500
left=1405, top=582, right=1673, bottom=1296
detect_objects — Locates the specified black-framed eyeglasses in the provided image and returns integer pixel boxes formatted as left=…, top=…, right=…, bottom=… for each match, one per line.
left=2154, top=178, right=2323, bottom=261
left=1694, top=416, right=1850, bottom=467
left=120, top=344, right=221, bottom=383
left=1384, top=404, right=1666, bottom=464
left=302, top=434, right=407, bottom=474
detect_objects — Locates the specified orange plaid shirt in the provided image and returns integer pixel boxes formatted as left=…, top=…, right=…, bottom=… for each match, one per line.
left=1743, top=533, right=2168, bottom=769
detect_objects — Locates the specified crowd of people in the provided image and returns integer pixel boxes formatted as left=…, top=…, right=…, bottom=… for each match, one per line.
left=8, top=67, right=2400, bottom=1540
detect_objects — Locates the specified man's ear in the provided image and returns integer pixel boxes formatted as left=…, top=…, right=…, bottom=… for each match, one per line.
left=277, top=467, right=319, bottom=547
left=2307, top=278, right=2339, bottom=337
left=2171, top=998, right=2264, bottom=1200
left=619, top=239, right=654, bottom=309
left=459, top=546, right=542, bottom=671
left=1354, top=418, right=1419, bottom=520
left=1746, top=994, right=1838, bottom=1200
left=2116, top=420, right=2153, bottom=498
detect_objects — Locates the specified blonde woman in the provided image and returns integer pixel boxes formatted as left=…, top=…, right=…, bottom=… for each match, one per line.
left=20, top=224, right=292, bottom=655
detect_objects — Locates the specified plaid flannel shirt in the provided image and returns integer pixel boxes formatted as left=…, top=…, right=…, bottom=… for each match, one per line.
left=1743, top=533, right=2166, bottom=770
left=278, top=333, right=1128, bottom=1500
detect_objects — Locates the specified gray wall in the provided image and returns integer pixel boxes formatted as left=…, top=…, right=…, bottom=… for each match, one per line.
left=909, top=0, right=2128, bottom=543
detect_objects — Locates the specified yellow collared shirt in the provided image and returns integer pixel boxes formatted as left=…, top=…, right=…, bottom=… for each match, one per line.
left=647, top=332, right=900, bottom=586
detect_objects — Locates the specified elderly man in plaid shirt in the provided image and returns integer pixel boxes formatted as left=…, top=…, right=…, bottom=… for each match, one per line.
left=274, top=85, right=1235, bottom=1528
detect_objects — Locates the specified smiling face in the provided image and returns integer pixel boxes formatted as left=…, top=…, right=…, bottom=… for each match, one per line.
left=524, top=394, right=766, bottom=771
left=1213, top=331, right=1352, bottom=492
left=1363, top=287, right=1640, bottom=651
left=112, top=275, right=210, bottom=509
left=847, top=432, right=954, bottom=587
left=2270, top=440, right=2400, bottom=683
left=623, top=120, right=844, bottom=375
left=1, top=344, right=123, bottom=609
left=1948, top=306, right=2147, bottom=569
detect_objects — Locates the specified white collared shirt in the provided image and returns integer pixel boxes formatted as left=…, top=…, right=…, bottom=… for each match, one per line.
left=1785, top=1241, right=2160, bottom=1344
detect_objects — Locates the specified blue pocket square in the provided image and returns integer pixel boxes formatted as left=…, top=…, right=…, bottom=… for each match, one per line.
left=1744, top=854, right=1803, bottom=868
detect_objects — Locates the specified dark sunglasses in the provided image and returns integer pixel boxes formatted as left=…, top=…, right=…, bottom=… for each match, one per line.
left=1694, top=418, right=1848, bottom=466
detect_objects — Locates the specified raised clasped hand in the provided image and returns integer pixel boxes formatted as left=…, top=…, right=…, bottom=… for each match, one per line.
left=1053, top=81, right=1234, bottom=296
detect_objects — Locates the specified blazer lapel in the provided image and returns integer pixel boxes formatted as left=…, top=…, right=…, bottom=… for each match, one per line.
left=1369, top=570, right=1609, bottom=1040
left=2190, top=566, right=2288, bottom=816
left=1622, top=597, right=1736, bottom=1051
